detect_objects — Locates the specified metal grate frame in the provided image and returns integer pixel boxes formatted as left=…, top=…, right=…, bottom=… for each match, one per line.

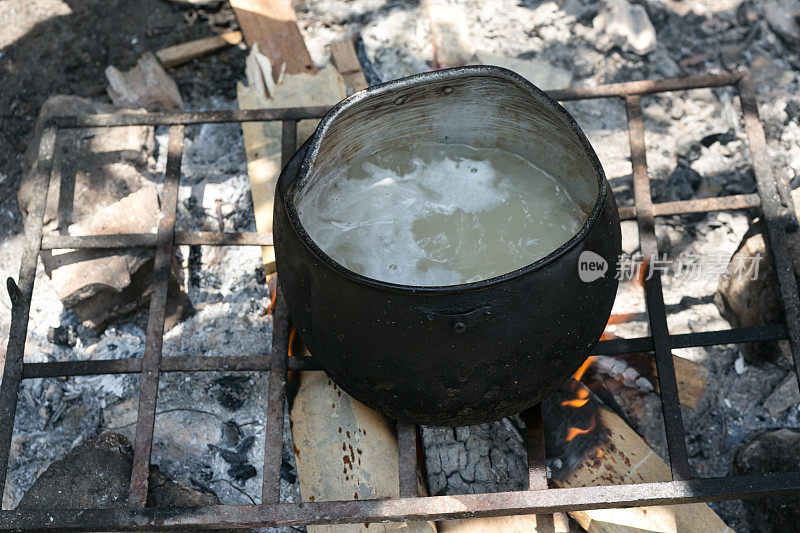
left=2, top=72, right=800, bottom=530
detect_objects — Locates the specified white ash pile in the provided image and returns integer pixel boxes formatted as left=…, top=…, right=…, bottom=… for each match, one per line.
left=2, top=94, right=303, bottom=516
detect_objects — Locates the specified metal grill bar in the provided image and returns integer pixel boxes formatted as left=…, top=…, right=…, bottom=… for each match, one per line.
left=0, top=127, right=57, bottom=503
left=523, top=405, right=553, bottom=532
left=2, top=471, right=800, bottom=531
left=738, top=76, right=800, bottom=380
left=669, top=324, right=788, bottom=348
left=523, top=405, right=548, bottom=491
left=51, top=107, right=332, bottom=129
left=128, top=125, right=184, bottom=507
left=3, top=72, right=800, bottom=529
left=12, top=324, right=790, bottom=379
left=650, top=193, right=760, bottom=217
left=397, top=422, right=419, bottom=497
left=262, top=290, right=289, bottom=504
left=260, top=125, right=298, bottom=504
left=549, top=72, right=741, bottom=101
left=20, top=354, right=321, bottom=379
left=41, top=232, right=274, bottom=249
left=13, top=323, right=788, bottom=382
left=281, top=120, right=298, bottom=170
left=594, top=324, right=788, bottom=355
left=626, top=95, right=691, bottom=481
left=45, top=75, right=743, bottom=132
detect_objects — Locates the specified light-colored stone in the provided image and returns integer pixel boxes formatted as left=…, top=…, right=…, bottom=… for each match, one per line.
left=763, top=374, right=800, bottom=417
left=716, top=219, right=789, bottom=365
left=40, top=185, right=193, bottom=330
left=47, top=188, right=153, bottom=303
left=593, top=0, right=657, bottom=55
left=764, top=0, right=800, bottom=49
left=106, top=52, right=184, bottom=112
left=621, top=219, right=640, bottom=255
left=19, top=95, right=154, bottom=230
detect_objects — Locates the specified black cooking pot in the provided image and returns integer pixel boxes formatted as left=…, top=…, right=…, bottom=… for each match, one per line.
left=274, top=66, right=620, bottom=426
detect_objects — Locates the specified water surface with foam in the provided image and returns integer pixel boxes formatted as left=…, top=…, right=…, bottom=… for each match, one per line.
left=297, top=142, right=586, bottom=286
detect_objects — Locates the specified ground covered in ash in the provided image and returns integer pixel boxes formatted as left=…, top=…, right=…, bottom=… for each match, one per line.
left=2, top=0, right=800, bottom=531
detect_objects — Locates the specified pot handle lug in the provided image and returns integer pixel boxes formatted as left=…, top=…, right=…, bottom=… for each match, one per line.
left=422, top=306, right=493, bottom=333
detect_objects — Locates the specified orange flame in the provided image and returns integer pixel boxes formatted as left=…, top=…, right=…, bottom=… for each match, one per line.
left=562, top=257, right=646, bottom=441
left=561, top=387, right=590, bottom=408
left=573, top=356, right=596, bottom=382
left=565, top=414, right=596, bottom=442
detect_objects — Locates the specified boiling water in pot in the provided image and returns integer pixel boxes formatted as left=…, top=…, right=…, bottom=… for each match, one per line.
left=297, top=142, right=586, bottom=286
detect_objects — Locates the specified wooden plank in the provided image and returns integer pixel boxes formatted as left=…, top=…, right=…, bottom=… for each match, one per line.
left=237, top=48, right=344, bottom=273
left=330, top=40, right=368, bottom=94
left=229, top=0, right=316, bottom=81
left=291, top=371, right=436, bottom=533
left=551, top=388, right=732, bottom=533
left=670, top=355, right=708, bottom=409
left=236, top=85, right=278, bottom=272
left=439, top=513, right=575, bottom=533
left=155, top=31, right=243, bottom=69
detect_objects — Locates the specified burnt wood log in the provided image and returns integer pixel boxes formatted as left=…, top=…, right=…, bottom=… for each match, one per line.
left=544, top=381, right=732, bottom=533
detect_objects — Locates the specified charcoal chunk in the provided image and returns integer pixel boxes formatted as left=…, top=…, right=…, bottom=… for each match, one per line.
left=734, top=430, right=800, bottom=532
left=48, top=325, right=78, bottom=347
left=227, top=463, right=257, bottom=482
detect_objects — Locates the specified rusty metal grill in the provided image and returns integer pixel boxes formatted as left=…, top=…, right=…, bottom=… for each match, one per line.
left=2, top=72, right=800, bottom=530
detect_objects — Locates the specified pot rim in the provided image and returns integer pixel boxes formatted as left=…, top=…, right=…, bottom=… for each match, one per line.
left=283, top=65, right=609, bottom=294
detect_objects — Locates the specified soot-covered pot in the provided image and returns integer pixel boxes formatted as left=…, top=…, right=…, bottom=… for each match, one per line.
left=274, top=66, right=621, bottom=426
